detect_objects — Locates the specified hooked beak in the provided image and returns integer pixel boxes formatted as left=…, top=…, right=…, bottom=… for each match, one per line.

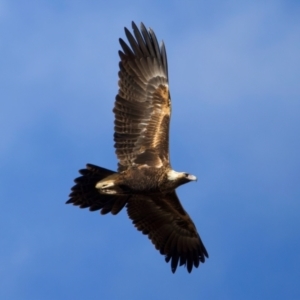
left=187, top=174, right=197, bottom=181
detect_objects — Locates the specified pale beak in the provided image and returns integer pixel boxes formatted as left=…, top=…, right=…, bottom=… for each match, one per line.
left=187, top=174, right=197, bottom=181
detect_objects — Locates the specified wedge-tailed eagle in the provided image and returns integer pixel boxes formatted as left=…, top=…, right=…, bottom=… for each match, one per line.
left=67, top=21, right=208, bottom=273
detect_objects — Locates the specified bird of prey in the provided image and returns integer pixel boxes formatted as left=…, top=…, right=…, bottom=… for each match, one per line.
left=67, top=21, right=208, bottom=273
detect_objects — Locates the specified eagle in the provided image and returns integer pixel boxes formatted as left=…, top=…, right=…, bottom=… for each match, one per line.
left=67, top=21, right=208, bottom=273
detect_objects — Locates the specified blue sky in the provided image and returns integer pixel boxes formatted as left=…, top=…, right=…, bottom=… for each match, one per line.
left=1, top=0, right=300, bottom=299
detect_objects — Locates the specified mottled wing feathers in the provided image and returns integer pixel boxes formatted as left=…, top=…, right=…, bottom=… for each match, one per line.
left=67, top=164, right=128, bottom=215
left=126, top=192, right=208, bottom=273
left=114, top=22, right=171, bottom=171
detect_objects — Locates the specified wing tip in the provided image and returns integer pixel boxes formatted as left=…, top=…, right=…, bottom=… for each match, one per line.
left=165, top=244, right=208, bottom=273
left=120, top=21, right=168, bottom=74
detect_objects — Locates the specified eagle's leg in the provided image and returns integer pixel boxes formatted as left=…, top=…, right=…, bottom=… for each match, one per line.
left=95, top=174, right=128, bottom=195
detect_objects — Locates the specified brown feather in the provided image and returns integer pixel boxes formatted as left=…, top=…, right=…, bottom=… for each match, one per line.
left=66, top=164, right=129, bottom=215
left=126, top=192, right=208, bottom=273
left=114, top=22, right=170, bottom=171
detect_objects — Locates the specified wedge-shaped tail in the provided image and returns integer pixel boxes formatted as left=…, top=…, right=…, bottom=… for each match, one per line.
left=67, top=164, right=128, bottom=215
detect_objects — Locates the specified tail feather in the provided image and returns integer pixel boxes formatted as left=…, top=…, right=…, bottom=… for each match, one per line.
left=67, top=164, right=128, bottom=215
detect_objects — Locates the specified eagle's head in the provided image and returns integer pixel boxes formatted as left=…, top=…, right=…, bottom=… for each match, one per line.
left=167, top=170, right=197, bottom=189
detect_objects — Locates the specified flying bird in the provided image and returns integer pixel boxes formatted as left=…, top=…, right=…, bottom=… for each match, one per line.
left=67, top=21, right=208, bottom=273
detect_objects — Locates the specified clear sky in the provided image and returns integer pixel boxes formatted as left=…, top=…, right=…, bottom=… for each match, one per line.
left=1, top=0, right=300, bottom=299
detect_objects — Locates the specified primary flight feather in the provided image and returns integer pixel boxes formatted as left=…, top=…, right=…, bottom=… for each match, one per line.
left=67, top=21, right=208, bottom=273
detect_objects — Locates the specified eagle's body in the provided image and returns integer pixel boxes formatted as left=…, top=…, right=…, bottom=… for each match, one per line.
left=96, top=165, right=196, bottom=195
left=67, top=22, right=208, bottom=273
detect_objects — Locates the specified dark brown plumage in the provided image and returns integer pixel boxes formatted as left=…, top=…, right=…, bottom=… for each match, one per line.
left=67, top=22, right=208, bottom=273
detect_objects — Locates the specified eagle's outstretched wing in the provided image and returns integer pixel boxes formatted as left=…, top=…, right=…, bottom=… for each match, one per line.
left=114, top=22, right=171, bottom=171
left=127, top=192, right=208, bottom=273
left=67, top=165, right=208, bottom=273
